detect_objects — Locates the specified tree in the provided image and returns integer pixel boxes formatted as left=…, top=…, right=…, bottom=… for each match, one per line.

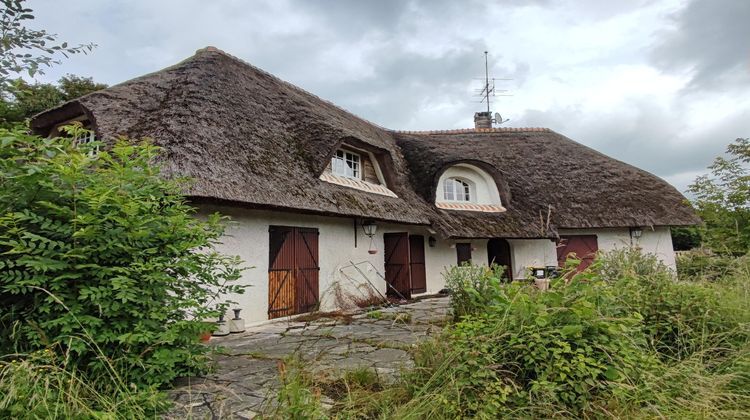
left=1, top=0, right=95, bottom=86
left=0, top=127, right=246, bottom=386
left=688, top=138, right=750, bottom=255
left=0, top=74, right=107, bottom=128
left=57, top=73, right=107, bottom=100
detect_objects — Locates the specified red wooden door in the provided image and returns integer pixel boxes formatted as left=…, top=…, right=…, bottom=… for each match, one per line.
left=409, top=235, right=426, bottom=294
left=384, top=232, right=411, bottom=299
left=268, top=226, right=319, bottom=319
left=557, top=235, right=598, bottom=272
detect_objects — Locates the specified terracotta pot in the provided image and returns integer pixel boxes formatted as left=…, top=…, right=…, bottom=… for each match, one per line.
left=199, top=331, right=212, bottom=343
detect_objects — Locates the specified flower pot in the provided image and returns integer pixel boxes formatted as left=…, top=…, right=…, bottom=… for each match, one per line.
left=199, top=331, right=212, bottom=343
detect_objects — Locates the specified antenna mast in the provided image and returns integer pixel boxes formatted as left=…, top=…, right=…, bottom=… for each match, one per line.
left=472, top=51, right=513, bottom=127
left=482, top=51, right=492, bottom=114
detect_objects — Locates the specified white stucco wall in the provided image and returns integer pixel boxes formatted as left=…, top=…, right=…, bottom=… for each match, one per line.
left=557, top=227, right=676, bottom=270
left=197, top=205, right=487, bottom=323
left=506, top=239, right=558, bottom=279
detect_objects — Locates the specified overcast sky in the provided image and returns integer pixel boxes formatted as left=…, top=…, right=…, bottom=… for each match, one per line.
left=28, top=0, right=750, bottom=193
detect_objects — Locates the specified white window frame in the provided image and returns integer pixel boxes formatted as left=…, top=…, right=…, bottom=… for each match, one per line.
left=331, top=149, right=361, bottom=179
left=443, top=177, right=472, bottom=202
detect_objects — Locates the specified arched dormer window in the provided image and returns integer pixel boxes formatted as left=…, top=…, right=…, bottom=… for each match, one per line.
left=443, top=178, right=472, bottom=202
left=435, top=163, right=505, bottom=212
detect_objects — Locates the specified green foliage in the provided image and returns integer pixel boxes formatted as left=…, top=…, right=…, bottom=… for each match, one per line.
left=0, top=0, right=95, bottom=86
left=443, top=263, right=506, bottom=319
left=0, top=347, right=168, bottom=419
left=324, top=251, right=750, bottom=419
left=272, top=358, right=327, bottom=420
left=689, top=137, right=750, bottom=255
left=0, top=75, right=107, bottom=128
left=676, top=248, right=735, bottom=281
left=671, top=226, right=702, bottom=250
left=602, top=249, right=747, bottom=359
left=0, top=128, right=245, bottom=387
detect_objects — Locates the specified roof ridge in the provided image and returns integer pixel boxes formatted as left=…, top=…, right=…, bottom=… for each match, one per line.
left=194, top=46, right=391, bottom=133
left=391, top=127, right=551, bottom=135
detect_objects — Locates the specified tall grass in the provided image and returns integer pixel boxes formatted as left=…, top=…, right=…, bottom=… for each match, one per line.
left=278, top=250, right=750, bottom=419
left=0, top=346, right=167, bottom=419
left=0, top=288, right=169, bottom=419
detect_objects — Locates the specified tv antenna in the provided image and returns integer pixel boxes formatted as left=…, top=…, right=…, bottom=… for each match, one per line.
left=474, top=51, right=513, bottom=124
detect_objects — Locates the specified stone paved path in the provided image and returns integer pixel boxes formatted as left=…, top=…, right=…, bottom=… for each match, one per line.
left=166, top=296, right=451, bottom=419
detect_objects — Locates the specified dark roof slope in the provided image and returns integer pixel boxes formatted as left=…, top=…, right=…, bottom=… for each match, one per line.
left=394, top=128, right=700, bottom=237
left=31, top=47, right=699, bottom=238
left=32, top=47, right=432, bottom=225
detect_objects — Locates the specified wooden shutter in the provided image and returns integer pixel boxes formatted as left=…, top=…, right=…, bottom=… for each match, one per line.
left=268, top=226, right=319, bottom=319
left=384, top=232, right=411, bottom=299
left=409, top=235, right=426, bottom=294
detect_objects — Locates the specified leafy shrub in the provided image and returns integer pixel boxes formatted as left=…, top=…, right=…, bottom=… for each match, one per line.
left=443, top=263, right=506, bottom=319
left=0, top=128, right=245, bottom=387
left=411, top=278, right=654, bottom=417
left=599, top=249, right=748, bottom=359
left=676, top=248, right=735, bottom=281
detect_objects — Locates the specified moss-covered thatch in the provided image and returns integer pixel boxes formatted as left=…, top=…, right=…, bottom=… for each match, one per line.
left=395, top=129, right=700, bottom=238
left=31, top=47, right=699, bottom=239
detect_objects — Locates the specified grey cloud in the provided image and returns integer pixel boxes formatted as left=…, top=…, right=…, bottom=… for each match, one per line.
left=25, top=0, right=750, bottom=194
left=651, top=0, right=750, bottom=92
left=516, top=100, right=749, bottom=191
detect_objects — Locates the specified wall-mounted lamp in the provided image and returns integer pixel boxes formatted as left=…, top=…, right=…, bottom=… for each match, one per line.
left=361, top=220, right=377, bottom=238
left=428, top=236, right=437, bottom=247
left=361, top=220, right=378, bottom=254
left=629, top=227, right=643, bottom=240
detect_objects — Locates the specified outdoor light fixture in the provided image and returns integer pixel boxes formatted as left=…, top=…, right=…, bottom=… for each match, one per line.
left=630, top=227, right=643, bottom=240
left=360, top=220, right=378, bottom=254
left=361, top=220, right=377, bottom=238
left=428, top=236, right=437, bottom=247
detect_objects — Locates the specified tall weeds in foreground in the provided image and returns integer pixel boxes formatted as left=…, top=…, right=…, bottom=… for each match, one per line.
left=0, top=345, right=168, bottom=419
left=282, top=251, right=750, bottom=419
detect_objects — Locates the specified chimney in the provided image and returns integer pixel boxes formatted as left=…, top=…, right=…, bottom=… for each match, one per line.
left=474, top=111, right=492, bottom=129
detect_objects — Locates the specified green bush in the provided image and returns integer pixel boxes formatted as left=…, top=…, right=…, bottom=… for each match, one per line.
left=389, top=251, right=750, bottom=418
left=443, top=263, right=506, bottom=319
left=676, top=248, right=735, bottom=281
left=0, top=128, right=245, bottom=388
left=405, top=277, right=654, bottom=417
left=600, top=249, right=748, bottom=359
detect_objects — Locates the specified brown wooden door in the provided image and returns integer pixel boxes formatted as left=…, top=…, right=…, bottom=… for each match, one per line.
left=487, top=238, right=513, bottom=281
left=409, top=235, right=426, bottom=294
left=557, top=235, right=598, bottom=272
left=268, top=226, right=319, bottom=319
left=384, top=232, right=411, bottom=299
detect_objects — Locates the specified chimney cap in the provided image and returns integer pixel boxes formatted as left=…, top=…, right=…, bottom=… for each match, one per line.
left=474, top=111, right=492, bottom=129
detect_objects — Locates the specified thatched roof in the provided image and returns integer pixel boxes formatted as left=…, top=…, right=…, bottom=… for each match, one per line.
left=394, top=129, right=700, bottom=238
left=32, top=47, right=433, bottom=225
left=31, top=47, right=699, bottom=239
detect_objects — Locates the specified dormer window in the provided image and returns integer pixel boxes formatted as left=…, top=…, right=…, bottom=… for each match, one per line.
left=332, top=149, right=361, bottom=179
left=320, top=143, right=398, bottom=198
left=435, top=163, right=506, bottom=213
left=443, top=178, right=472, bottom=202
